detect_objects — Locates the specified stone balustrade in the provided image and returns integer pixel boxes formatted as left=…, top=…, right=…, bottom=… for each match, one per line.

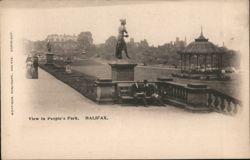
left=155, top=79, right=241, bottom=114
left=40, top=60, right=241, bottom=114
left=207, top=89, right=241, bottom=114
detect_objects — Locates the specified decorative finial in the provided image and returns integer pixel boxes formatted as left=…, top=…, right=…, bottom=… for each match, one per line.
left=201, top=26, right=203, bottom=36
left=195, top=26, right=208, bottom=42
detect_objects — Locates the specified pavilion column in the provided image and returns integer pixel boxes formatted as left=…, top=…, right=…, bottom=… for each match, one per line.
left=196, top=54, right=199, bottom=70
left=217, top=54, right=220, bottom=70
left=211, top=54, right=213, bottom=68
left=189, top=54, right=191, bottom=72
left=219, top=54, right=223, bottom=69
left=204, top=54, right=207, bottom=71
left=184, top=54, right=187, bottom=72
left=180, top=53, right=183, bottom=71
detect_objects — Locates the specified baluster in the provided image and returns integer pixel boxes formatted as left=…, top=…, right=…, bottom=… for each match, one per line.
left=175, top=87, right=178, bottom=99
left=178, top=88, right=181, bottom=99
left=168, top=86, right=171, bottom=97
left=184, top=90, right=188, bottom=103
left=166, top=86, right=169, bottom=96
left=168, top=86, right=171, bottom=96
left=174, top=87, right=177, bottom=99
left=181, top=88, right=184, bottom=100
left=183, top=89, right=185, bottom=101
left=176, top=87, right=178, bottom=98
left=220, top=97, right=225, bottom=112
left=207, top=93, right=212, bottom=107
left=213, top=94, right=219, bottom=111
left=232, top=101, right=238, bottom=115
left=179, top=88, right=182, bottom=100
left=160, top=85, right=164, bottom=96
left=176, top=87, right=179, bottom=99
left=171, top=87, right=174, bottom=98
left=180, top=88, right=183, bottom=100
left=162, top=86, right=166, bottom=97
left=163, top=86, right=166, bottom=96
left=179, top=88, right=182, bottom=99
left=179, top=88, right=181, bottom=98
left=166, top=86, right=170, bottom=97
left=226, top=99, right=232, bottom=113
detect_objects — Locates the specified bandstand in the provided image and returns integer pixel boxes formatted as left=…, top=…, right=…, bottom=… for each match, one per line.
left=178, top=29, right=224, bottom=74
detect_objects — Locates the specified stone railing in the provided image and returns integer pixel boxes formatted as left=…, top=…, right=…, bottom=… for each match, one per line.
left=40, top=57, right=241, bottom=115
left=207, top=89, right=241, bottom=114
left=156, top=78, right=241, bottom=114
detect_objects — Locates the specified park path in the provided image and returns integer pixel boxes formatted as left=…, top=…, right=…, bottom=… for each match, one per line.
left=7, top=65, right=249, bottom=159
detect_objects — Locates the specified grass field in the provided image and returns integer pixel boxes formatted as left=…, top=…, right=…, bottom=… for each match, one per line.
left=71, top=59, right=241, bottom=99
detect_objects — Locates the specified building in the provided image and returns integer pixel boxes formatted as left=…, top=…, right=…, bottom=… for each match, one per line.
left=174, top=37, right=187, bottom=50
left=46, top=34, right=77, bottom=42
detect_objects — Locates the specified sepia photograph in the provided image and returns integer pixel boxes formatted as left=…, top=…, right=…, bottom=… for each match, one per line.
left=1, top=0, right=249, bottom=159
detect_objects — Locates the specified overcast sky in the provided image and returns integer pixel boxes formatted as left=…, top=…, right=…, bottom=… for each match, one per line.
left=2, top=0, right=248, bottom=51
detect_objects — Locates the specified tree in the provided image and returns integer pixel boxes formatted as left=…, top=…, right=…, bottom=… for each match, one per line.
left=105, top=36, right=117, bottom=47
left=97, top=36, right=117, bottom=60
left=63, top=39, right=79, bottom=55
left=77, top=32, right=93, bottom=50
left=139, top=39, right=149, bottom=48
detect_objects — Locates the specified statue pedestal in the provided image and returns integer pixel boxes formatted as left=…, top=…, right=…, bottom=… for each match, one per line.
left=65, top=65, right=72, bottom=74
left=186, top=83, right=208, bottom=107
left=46, top=53, right=54, bottom=64
left=65, top=59, right=72, bottom=74
left=109, top=63, right=137, bottom=81
left=95, top=79, right=116, bottom=104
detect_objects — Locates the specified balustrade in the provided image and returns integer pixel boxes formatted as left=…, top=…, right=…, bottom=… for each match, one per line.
left=156, top=81, right=241, bottom=115
left=207, top=89, right=241, bottom=115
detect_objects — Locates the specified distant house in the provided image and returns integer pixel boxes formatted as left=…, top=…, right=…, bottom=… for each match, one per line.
left=174, top=37, right=187, bottom=51
left=46, top=34, right=77, bottom=42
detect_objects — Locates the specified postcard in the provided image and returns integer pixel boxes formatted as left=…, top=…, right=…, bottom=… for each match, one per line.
left=1, top=0, right=249, bottom=159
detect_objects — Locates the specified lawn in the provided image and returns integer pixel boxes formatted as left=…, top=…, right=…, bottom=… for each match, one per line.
left=71, top=59, right=241, bottom=99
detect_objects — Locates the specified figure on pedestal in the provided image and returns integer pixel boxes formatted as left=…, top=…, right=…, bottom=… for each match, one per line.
left=46, top=40, right=52, bottom=53
left=109, top=18, right=137, bottom=81
left=46, top=40, right=54, bottom=64
left=115, top=19, right=130, bottom=59
left=65, top=57, right=73, bottom=74
left=25, top=54, right=39, bottom=79
left=32, top=55, right=39, bottom=78
left=26, top=55, right=33, bottom=79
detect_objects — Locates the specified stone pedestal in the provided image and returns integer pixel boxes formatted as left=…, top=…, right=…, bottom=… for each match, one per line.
left=65, top=65, right=72, bottom=74
left=186, top=83, right=208, bottom=107
left=109, top=63, right=137, bottom=81
left=65, top=59, right=72, bottom=74
left=95, top=79, right=116, bottom=104
left=46, top=53, right=54, bottom=64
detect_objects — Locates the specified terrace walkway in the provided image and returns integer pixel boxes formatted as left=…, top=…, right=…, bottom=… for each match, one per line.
left=11, top=66, right=249, bottom=159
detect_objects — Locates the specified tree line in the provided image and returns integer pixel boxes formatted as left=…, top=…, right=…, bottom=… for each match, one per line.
left=24, top=31, right=241, bottom=68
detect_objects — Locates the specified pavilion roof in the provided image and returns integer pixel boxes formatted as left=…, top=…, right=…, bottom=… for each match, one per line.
left=180, top=30, right=224, bottom=54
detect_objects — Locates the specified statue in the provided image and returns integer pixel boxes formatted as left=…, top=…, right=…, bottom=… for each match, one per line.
left=115, top=19, right=130, bottom=59
left=46, top=40, right=52, bottom=53
left=45, top=40, right=54, bottom=64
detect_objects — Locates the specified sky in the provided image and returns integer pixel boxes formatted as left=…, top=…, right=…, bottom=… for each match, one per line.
left=1, top=0, right=249, bottom=51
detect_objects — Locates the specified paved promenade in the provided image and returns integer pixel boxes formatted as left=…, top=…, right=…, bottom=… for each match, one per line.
left=7, top=66, right=249, bottom=159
